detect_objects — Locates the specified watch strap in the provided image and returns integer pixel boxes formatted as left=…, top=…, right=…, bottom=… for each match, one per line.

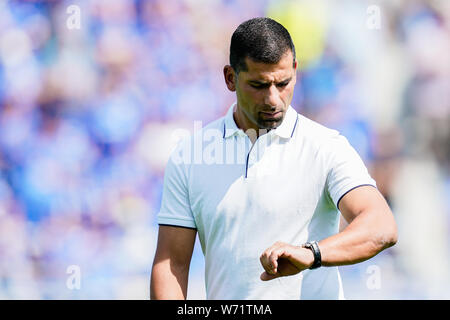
left=303, top=240, right=322, bottom=269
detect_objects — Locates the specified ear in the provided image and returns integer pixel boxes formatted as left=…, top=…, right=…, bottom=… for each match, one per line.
left=223, top=65, right=236, bottom=92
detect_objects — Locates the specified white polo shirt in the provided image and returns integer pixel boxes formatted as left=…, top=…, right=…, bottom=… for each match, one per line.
left=157, top=103, right=376, bottom=300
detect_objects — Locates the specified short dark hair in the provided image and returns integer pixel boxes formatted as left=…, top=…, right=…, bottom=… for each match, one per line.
left=230, top=17, right=296, bottom=74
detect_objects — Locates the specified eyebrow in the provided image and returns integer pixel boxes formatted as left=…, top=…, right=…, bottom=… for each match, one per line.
left=248, top=77, right=292, bottom=85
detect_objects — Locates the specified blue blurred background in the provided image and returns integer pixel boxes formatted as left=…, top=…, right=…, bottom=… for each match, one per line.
left=0, top=0, right=449, bottom=299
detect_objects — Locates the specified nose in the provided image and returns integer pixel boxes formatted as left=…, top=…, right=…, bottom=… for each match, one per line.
left=264, top=84, right=281, bottom=107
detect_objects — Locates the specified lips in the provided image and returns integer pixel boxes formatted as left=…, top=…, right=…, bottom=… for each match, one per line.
left=260, top=111, right=281, bottom=119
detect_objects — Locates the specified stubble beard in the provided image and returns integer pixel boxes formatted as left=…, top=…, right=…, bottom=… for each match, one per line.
left=256, top=113, right=284, bottom=130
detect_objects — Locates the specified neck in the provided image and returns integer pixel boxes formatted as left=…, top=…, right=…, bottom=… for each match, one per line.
left=233, top=106, right=271, bottom=144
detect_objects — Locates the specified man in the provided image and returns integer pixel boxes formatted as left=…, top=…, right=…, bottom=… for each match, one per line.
left=151, top=17, right=397, bottom=300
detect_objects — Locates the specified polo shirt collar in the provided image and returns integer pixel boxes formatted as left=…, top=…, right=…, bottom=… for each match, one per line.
left=272, top=105, right=299, bottom=139
left=222, top=102, right=241, bottom=139
left=223, top=102, right=299, bottom=139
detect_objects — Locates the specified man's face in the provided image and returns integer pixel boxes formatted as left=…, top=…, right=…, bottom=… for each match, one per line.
left=225, top=50, right=297, bottom=131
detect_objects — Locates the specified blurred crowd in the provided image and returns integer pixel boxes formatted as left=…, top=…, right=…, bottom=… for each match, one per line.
left=0, top=0, right=449, bottom=299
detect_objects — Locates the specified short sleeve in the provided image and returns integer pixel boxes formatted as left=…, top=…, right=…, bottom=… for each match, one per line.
left=157, top=142, right=197, bottom=229
left=325, top=134, right=377, bottom=209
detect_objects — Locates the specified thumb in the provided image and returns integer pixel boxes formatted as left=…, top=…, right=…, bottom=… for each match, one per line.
left=260, top=271, right=279, bottom=281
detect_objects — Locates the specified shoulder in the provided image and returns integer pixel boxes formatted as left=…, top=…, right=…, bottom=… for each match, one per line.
left=169, top=116, right=226, bottom=163
left=296, top=114, right=342, bottom=150
left=199, top=117, right=227, bottom=138
left=183, top=116, right=226, bottom=145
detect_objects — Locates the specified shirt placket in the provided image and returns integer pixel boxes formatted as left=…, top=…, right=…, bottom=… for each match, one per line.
left=245, top=132, right=272, bottom=179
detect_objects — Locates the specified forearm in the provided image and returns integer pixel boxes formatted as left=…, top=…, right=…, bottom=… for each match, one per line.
left=150, top=260, right=189, bottom=299
left=260, top=187, right=398, bottom=280
left=318, top=209, right=397, bottom=267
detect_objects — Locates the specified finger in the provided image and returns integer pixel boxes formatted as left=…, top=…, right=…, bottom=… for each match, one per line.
left=260, top=252, right=275, bottom=275
left=262, top=241, right=285, bottom=258
left=260, top=242, right=285, bottom=274
left=260, top=248, right=276, bottom=274
left=270, top=246, right=288, bottom=270
left=260, top=271, right=280, bottom=281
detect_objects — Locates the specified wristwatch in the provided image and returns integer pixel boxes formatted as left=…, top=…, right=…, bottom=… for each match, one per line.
left=302, top=241, right=322, bottom=269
